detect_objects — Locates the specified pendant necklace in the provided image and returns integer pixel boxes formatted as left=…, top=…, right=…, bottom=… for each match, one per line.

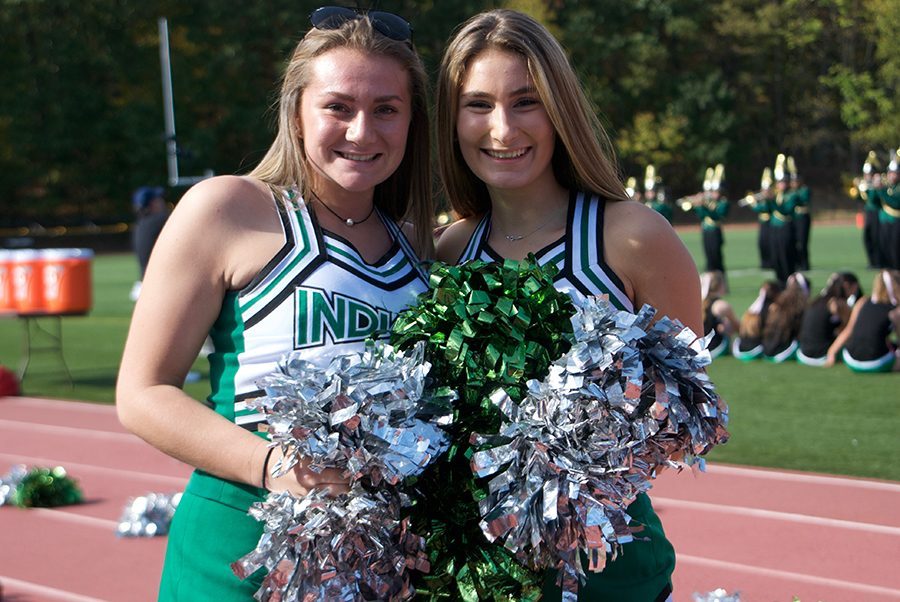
left=313, top=195, right=375, bottom=227
left=496, top=215, right=555, bottom=242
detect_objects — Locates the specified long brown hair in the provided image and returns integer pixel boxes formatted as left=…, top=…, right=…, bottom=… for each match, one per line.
left=250, top=17, right=434, bottom=255
left=763, top=273, right=810, bottom=347
left=739, top=280, right=782, bottom=339
left=436, top=9, right=627, bottom=218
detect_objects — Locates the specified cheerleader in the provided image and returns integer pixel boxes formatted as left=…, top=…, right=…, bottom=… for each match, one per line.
left=827, top=270, right=900, bottom=372
left=732, top=280, right=783, bottom=360
left=797, top=273, right=856, bottom=366
left=762, top=272, right=810, bottom=362
left=701, top=270, right=739, bottom=359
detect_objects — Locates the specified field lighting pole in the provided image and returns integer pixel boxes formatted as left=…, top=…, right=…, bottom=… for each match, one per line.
left=158, top=17, right=213, bottom=187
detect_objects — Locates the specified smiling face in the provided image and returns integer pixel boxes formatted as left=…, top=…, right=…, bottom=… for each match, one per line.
left=298, top=47, right=411, bottom=205
left=455, top=48, right=557, bottom=197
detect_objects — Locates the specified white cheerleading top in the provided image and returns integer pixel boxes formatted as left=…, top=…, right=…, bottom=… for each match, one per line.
left=456, top=190, right=634, bottom=312
left=206, top=191, right=428, bottom=431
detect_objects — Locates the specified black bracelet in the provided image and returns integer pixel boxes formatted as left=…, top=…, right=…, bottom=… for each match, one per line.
left=261, top=446, right=275, bottom=490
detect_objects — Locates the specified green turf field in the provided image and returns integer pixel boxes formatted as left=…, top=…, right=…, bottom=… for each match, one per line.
left=0, top=222, right=896, bottom=480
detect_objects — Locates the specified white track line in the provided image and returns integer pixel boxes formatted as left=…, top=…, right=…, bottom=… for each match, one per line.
left=0, top=576, right=107, bottom=602
left=678, top=554, right=900, bottom=598
left=0, top=452, right=189, bottom=487
left=706, top=463, right=900, bottom=493
left=3, top=396, right=115, bottom=414
left=0, top=419, right=139, bottom=442
left=28, top=507, right=120, bottom=530
left=654, top=496, right=900, bottom=536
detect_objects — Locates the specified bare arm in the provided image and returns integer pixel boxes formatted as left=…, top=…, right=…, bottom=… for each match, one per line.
left=712, top=299, right=740, bottom=336
left=116, top=176, right=346, bottom=495
left=826, top=296, right=867, bottom=366
left=605, top=201, right=702, bottom=334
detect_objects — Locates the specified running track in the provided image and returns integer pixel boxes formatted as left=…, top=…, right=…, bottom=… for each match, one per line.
left=1, top=396, right=898, bottom=601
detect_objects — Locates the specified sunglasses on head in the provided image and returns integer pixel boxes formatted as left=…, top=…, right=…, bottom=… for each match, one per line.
left=310, top=6, right=413, bottom=43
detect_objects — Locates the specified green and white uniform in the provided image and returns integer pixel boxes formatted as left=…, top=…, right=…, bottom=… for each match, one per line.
left=457, top=190, right=675, bottom=602
left=159, top=192, right=427, bottom=601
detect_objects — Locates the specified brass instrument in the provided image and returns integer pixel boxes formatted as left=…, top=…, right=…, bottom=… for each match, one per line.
left=678, top=192, right=703, bottom=212
left=739, top=166, right=773, bottom=207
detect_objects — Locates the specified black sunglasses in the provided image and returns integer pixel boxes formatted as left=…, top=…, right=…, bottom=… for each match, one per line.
left=310, top=6, right=413, bottom=43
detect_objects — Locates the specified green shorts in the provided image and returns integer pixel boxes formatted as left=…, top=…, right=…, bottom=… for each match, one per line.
left=541, top=493, right=675, bottom=602
left=158, top=471, right=266, bottom=601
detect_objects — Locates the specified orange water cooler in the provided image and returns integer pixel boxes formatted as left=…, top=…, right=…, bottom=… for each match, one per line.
left=0, top=249, right=15, bottom=313
left=41, top=248, right=93, bottom=314
left=11, top=249, right=46, bottom=314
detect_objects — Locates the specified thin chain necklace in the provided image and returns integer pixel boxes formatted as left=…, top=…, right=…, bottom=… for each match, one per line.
left=494, top=213, right=560, bottom=242
left=313, top=195, right=375, bottom=227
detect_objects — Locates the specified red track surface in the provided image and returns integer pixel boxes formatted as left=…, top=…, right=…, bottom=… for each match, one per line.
left=1, top=396, right=899, bottom=601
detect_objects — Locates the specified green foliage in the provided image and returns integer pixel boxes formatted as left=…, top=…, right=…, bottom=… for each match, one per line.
left=0, top=1, right=896, bottom=217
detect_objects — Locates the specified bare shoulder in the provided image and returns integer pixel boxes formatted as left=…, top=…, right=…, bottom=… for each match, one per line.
left=172, top=175, right=272, bottom=222
left=434, top=216, right=483, bottom=265
left=157, top=175, right=282, bottom=289
left=604, top=199, right=702, bottom=332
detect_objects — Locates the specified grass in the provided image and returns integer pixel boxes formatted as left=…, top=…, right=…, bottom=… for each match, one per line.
left=0, top=222, right=896, bottom=480
left=0, top=253, right=209, bottom=404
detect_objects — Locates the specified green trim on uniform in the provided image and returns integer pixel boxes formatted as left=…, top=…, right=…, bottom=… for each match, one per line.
left=242, top=209, right=313, bottom=311
left=842, top=348, right=896, bottom=372
left=208, top=292, right=244, bottom=421
left=326, top=242, right=406, bottom=277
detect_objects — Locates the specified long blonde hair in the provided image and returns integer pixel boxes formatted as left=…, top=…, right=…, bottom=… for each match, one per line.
left=436, top=9, right=627, bottom=218
left=871, top=269, right=900, bottom=305
left=250, top=17, right=434, bottom=255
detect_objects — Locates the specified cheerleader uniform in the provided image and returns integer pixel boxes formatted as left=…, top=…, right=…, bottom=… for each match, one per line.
left=842, top=300, right=897, bottom=372
left=797, top=299, right=840, bottom=366
left=732, top=301, right=774, bottom=361
left=158, top=192, right=428, bottom=601
left=703, top=298, right=729, bottom=359
left=457, top=190, right=675, bottom=602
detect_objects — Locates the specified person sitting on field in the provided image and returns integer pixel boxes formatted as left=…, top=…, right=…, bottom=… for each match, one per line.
left=762, top=272, right=811, bottom=362
left=826, top=270, right=900, bottom=372
left=701, top=270, right=739, bottom=359
left=797, top=272, right=857, bottom=366
left=732, top=279, right=783, bottom=360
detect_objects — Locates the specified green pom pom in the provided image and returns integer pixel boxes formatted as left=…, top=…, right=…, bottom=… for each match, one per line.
left=392, top=257, right=575, bottom=429
left=391, top=258, right=577, bottom=599
left=13, top=466, right=83, bottom=508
